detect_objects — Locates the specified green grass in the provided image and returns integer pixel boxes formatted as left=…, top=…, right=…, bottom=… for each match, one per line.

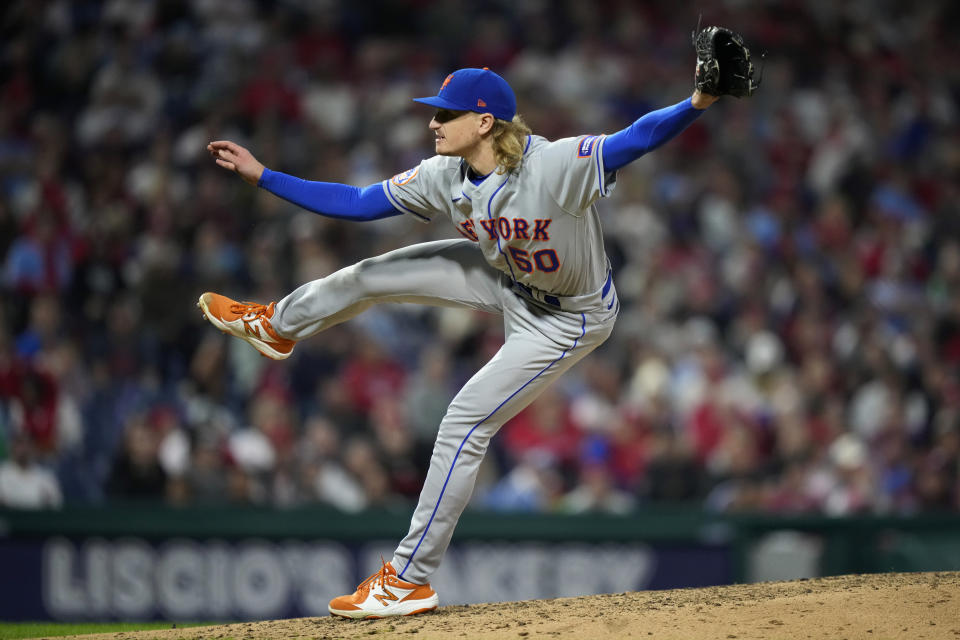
left=0, top=622, right=215, bottom=640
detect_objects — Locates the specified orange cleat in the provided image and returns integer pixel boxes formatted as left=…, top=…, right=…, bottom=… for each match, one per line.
left=197, top=292, right=296, bottom=360
left=329, top=560, right=439, bottom=619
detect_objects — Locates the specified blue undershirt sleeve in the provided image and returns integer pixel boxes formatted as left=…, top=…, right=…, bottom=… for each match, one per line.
left=603, top=97, right=704, bottom=171
left=257, top=169, right=400, bottom=221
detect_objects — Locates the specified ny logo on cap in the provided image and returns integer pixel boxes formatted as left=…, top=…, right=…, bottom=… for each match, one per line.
left=440, top=74, right=454, bottom=92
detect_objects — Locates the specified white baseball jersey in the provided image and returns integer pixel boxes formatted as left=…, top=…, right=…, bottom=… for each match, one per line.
left=382, top=134, right=616, bottom=297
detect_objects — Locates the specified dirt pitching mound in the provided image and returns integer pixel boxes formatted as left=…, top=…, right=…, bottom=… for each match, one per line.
left=58, top=572, right=959, bottom=640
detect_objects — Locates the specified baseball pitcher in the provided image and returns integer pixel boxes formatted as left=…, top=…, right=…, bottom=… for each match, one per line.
left=199, top=27, right=758, bottom=619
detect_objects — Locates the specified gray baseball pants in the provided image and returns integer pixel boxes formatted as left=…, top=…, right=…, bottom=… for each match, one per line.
left=274, top=239, right=618, bottom=584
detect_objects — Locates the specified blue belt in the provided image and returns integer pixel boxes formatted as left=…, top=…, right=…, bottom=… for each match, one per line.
left=514, top=271, right=612, bottom=310
left=515, top=282, right=561, bottom=308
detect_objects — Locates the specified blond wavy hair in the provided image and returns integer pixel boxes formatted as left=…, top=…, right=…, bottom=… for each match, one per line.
left=491, top=114, right=532, bottom=174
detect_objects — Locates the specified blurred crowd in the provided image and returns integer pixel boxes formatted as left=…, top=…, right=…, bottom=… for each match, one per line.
left=1, top=0, right=959, bottom=516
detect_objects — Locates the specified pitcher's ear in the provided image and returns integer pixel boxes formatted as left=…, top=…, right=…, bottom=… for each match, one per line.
left=477, top=113, right=495, bottom=135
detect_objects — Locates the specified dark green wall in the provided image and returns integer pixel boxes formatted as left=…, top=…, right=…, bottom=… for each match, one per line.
left=2, top=505, right=959, bottom=578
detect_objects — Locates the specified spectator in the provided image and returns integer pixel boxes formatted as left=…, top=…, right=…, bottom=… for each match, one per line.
left=0, top=434, right=62, bottom=509
left=643, top=428, right=704, bottom=503
left=185, top=433, right=229, bottom=505
left=404, top=345, right=456, bottom=453
left=3, top=210, right=72, bottom=294
left=106, top=415, right=166, bottom=500
left=340, top=335, right=406, bottom=416
left=480, top=452, right=564, bottom=512
left=499, top=387, right=582, bottom=474
left=560, top=462, right=635, bottom=515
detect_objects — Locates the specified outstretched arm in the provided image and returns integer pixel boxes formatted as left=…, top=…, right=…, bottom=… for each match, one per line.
left=258, top=170, right=398, bottom=221
left=602, top=90, right=718, bottom=171
left=207, top=140, right=398, bottom=221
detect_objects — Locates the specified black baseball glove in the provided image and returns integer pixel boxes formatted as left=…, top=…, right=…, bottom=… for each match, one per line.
left=693, top=25, right=760, bottom=98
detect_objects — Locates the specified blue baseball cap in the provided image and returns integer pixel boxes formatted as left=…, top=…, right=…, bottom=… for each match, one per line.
left=413, top=68, right=517, bottom=122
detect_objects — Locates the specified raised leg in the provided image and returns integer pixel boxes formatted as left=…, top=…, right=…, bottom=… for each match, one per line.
left=274, top=239, right=506, bottom=340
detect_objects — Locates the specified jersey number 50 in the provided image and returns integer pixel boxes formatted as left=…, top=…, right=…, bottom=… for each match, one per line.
left=508, top=247, right=560, bottom=273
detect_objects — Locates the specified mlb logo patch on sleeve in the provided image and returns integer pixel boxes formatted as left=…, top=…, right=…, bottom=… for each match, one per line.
left=391, top=167, right=419, bottom=186
left=578, top=136, right=598, bottom=158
